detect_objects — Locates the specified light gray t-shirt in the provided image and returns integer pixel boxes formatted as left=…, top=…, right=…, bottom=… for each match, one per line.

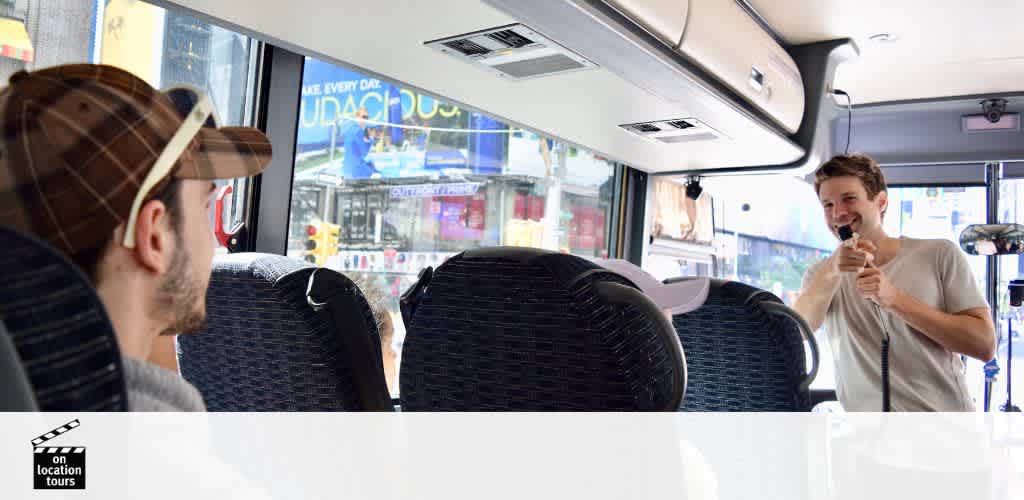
left=804, top=237, right=988, bottom=411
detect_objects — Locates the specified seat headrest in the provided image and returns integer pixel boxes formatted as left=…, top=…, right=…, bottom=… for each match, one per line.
left=399, top=247, right=686, bottom=411
left=178, top=253, right=390, bottom=411
left=0, top=226, right=127, bottom=411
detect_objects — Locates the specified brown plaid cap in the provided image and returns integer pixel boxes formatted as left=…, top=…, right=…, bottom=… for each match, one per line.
left=0, top=64, right=272, bottom=256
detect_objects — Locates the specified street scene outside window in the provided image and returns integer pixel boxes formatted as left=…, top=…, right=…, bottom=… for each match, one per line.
left=286, top=57, right=616, bottom=388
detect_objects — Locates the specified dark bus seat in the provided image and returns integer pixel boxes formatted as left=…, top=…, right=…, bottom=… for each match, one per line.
left=178, top=253, right=391, bottom=411
left=668, top=278, right=819, bottom=411
left=0, top=321, right=37, bottom=410
left=0, top=226, right=127, bottom=411
left=398, top=247, right=686, bottom=411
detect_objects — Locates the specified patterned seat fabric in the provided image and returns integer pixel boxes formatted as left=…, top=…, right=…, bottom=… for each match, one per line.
left=0, top=226, right=127, bottom=411
left=399, top=247, right=685, bottom=411
left=178, top=253, right=390, bottom=411
left=670, top=278, right=818, bottom=411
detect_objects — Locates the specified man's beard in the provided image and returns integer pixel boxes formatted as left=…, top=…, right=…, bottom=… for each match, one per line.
left=155, top=236, right=206, bottom=336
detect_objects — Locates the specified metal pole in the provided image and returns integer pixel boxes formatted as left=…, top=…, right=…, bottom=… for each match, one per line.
left=1007, top=316, right=1016, bottom=411
left=986, top=162, right=1001, bottom=327
left=985, top=162, right=1001, bottom=411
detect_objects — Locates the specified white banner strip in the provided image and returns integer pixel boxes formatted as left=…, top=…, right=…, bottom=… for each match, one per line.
left=1, top=413, right=1021, bottom=500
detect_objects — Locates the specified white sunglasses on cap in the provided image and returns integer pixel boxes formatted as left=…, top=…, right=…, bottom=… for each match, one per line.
left=122, top=87, right=214, bottom=248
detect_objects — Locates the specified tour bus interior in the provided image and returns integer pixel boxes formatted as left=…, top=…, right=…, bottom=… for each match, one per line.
left=3, top=0, right=1024, bottom=414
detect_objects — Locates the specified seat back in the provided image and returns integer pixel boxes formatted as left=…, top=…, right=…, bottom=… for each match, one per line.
left=669, top=278, right=818, bottom=411
left=0, top=321, right=37, bottom=410
left=178, top=253, right=391, bottom=411
left=399, top=247, right=686, bottom=411
left=0, top=226, right=127, bottom=411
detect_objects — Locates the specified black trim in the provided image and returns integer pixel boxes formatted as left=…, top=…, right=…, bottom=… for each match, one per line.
left=463, top=247, right=551, bottom=261
left=809, top=389, right=838, bottom=407
left=306, top=268, right=393, bottom=411
left=850, top=91, right=1024, bottom=111
left=608, top=164, right=626, bottom=259
left=253, top=45, right=304, bottom=255
left=592, top=281, right=687, bottom=410
left=888, top=182, right=987, bottom=188
left=623, top=167, right=648, bottom=265
left=758, top=301, right=819, bottom=393
left=399, top=266, right=433, bottom=329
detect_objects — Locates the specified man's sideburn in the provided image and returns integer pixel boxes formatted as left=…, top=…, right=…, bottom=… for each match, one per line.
left=155, top=229, right=206, bottom=336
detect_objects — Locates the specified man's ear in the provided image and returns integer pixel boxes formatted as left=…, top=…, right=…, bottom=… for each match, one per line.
left=131, top=199, right=174, bottom=274
left=876, top=190, right=889, bottom=217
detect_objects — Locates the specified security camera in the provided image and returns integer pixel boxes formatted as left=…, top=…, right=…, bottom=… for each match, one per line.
left=981, top=98, right=1008, bottom=124
left=741, top=203, right=751, bottom=212
left=685, top=176, right=703, bottom=200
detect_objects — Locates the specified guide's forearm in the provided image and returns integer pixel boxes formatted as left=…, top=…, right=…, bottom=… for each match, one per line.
left=793, top=258, right=841, bottom=332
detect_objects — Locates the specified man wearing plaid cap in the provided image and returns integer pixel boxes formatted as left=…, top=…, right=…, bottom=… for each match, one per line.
left=0, top=64, right=273, bottom=410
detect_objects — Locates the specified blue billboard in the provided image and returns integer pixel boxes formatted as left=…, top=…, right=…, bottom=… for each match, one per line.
left=296, top=58, right=508, bottom=181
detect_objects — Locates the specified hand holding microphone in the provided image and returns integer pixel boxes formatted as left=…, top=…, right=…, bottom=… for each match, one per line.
left=834, top=224, right=877, bottom=273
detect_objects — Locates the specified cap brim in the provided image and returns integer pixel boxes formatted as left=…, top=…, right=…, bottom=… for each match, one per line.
left=647, top=278, right=710, bottom=316
left=592, top=258, right=710, bottom=315
left=173, top=126, right=272, bottom=181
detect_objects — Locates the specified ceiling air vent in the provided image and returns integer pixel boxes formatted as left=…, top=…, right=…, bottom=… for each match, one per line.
left=441, top=39, right=492, bottom=57
left=487, top=29, right=534, bottom=49
left=633, top=123, right=662, bottom=133
left=619, top=118, right=724, bottom=144
left=426, top=24, right=596, bottom=80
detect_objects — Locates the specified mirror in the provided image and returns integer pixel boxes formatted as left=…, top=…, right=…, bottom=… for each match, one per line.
left=959, top=224, right=1024, bottom=255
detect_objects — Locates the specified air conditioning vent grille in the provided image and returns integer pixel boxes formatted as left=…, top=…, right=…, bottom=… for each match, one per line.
left=619, top=118, right=723, bottom=144
left=632, top=123, right=662, bottom=133
left=426, top=24, right=596, bottom=80
left=491, top=54, right=585, bottom=79
left=487, top=29, right=534, bottom=48
left=442, top=39, right=491, bottom=56
left=656, top=132, right=718, bottom=144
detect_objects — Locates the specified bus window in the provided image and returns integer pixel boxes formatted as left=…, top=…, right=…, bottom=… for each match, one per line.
left=0, top=1, right=259, bottom=249
left=703, top=175, right=834, bottom=306
left=645, top=177, right=716, bottom=281
left=95, top=0, right=260, bottom=252
left=680, top=175, right=838, bottom=390
left=286, top=56, right=616, bottom=391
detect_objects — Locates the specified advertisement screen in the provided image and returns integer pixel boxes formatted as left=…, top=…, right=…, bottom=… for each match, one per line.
left=295, top=58, right=508, bottom=181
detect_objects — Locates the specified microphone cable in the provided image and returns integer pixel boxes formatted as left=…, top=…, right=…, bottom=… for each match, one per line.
left=838, top=224, right=892, bottom=411
left=873, top=303, right=892, bottom=412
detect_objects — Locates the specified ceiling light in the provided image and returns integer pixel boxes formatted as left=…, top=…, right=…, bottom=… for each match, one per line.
left=868, top=33, right=898, bottom=43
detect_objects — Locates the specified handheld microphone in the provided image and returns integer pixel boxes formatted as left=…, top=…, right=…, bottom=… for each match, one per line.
left=838, top=224, right=892, bottom=412
left=837, top=224, right=857, bottom=247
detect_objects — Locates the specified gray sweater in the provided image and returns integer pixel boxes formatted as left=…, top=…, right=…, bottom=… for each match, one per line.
left=122, top=357, right=206, bottom=411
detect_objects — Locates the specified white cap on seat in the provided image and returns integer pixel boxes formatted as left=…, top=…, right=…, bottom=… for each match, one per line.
left=592, top=259, right=710, bottom=315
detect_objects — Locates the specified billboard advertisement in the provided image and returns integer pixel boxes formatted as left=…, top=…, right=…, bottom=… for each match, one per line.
left=296, top=58, right=508, bottom=181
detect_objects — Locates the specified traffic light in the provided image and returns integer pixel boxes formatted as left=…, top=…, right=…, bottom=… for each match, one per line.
left=304, top=223, right=320, bottom=264
left=304, top=221, right=341, bottom=266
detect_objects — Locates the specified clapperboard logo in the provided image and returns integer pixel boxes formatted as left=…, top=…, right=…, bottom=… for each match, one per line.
left=31, top=419, right=86, bottom=489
